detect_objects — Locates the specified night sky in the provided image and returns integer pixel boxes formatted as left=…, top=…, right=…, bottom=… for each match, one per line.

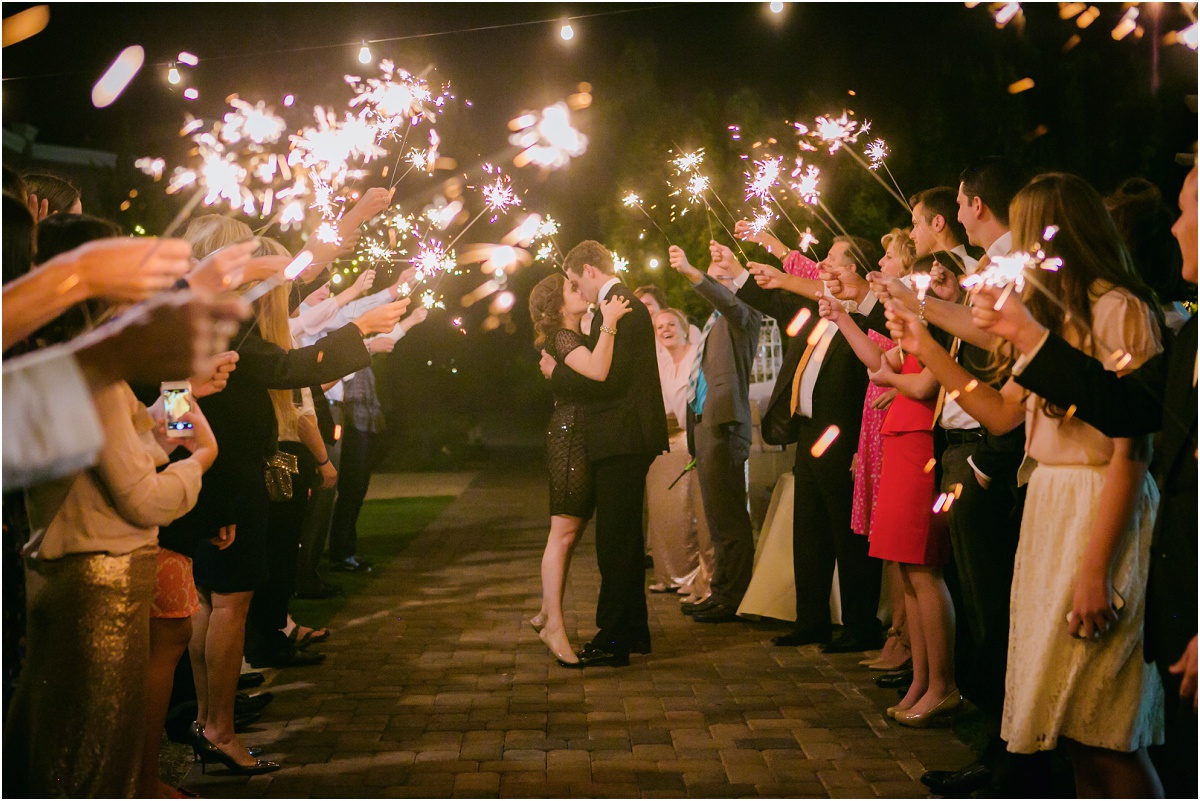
left=3, top=2, right=1196, bottom=451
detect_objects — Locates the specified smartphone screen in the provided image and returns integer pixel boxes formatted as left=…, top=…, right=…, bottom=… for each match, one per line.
left=162, top=385, right=193, bottom=436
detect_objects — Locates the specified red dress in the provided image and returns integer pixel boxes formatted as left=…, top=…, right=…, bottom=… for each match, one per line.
left=851, top=330, right=896, bottom=536
left=868, top=354, right=950, bottom=566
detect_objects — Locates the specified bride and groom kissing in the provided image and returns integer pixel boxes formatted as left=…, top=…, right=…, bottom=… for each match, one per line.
left=529, top=240, right=668, bottom=668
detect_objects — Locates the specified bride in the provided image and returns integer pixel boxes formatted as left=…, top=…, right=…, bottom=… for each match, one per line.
left=526, top=273, right=631, bottom=665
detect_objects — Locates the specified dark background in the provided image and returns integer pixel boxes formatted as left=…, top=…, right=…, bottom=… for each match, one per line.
left=4, top=2, right=1196, bottom=464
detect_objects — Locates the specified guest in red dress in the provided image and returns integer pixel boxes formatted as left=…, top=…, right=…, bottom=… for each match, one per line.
left=820, top=252, right=959, bottom=728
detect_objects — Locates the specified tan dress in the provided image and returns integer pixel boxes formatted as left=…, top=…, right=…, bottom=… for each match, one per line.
left=1002, top=286, right=1166, bottom=753
left=646, top=345, right=713, bottom=596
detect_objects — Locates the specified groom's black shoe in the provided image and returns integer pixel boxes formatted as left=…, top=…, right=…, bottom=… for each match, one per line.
left=576, top=643, right=629, bottom=668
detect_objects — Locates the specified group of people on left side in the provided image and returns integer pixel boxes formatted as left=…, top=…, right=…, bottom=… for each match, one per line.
left=2, top=168, right=427, bottom=796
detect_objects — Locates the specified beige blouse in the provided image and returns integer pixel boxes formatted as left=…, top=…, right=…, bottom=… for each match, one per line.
left=24, top=381, right=204, bottom=560
left=1025, top=285, right=1163, bottom=466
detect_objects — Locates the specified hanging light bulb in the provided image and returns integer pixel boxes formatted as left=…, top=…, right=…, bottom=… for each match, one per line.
left=357, top=41, right=372, bottom=64
left=167, top=65, right=181, bottom=85
left=559, top=22, right=575, bottom=41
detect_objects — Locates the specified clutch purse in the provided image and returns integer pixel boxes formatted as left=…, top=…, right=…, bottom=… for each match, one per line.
left=264, top=451, right=300, bottom=502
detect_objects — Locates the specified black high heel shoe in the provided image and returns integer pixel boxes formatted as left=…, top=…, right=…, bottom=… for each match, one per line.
left=190, top=727, right=279, bottom=775
left=188, top=723, right=263, bottom=760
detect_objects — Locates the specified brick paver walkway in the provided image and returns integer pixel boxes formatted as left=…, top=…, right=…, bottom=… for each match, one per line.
left=185, top=448, right=975, bottom=798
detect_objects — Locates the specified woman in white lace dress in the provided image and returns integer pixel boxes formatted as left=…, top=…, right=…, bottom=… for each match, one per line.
left=888, top=173, right=1165, bottom=797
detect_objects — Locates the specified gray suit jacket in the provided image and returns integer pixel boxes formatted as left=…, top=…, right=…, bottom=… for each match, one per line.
left=689, top=275, right=762, bottom=440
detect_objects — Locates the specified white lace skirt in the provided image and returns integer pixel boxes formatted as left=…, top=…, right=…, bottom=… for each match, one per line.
left=1002, top=463, right=1165, bottom=753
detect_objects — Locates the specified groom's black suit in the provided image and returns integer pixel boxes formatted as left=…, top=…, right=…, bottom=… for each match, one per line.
left=551, top=280, right=668, bottom=654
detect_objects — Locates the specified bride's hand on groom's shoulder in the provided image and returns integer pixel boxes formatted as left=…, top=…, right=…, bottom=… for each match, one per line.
left=539, top=349, right=557, bottom=379
left=599, top=297, right=631, bottom=327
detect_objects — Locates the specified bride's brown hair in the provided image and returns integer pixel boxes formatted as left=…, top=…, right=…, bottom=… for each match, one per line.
left=528, top=273, right=566, bottom=349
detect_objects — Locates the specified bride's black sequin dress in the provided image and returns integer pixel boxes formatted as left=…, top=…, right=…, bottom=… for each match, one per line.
left=545, top=328, right=595, bottom=519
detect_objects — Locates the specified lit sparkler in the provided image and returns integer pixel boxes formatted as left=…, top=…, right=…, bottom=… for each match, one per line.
left=622, top=192, right=673, bottom=245
left=865, top=139, right=888, bottom=170
left=798, top=227, right=819, bottom=253
left=509, top=101, right=588, bottom=169
left=672, top=149, right=705, bottom=174
left=789, top=159, right=821, bottom=205
left=482, top=177, right=520, bottom=213
left=809, top=111, right=870, bottom=155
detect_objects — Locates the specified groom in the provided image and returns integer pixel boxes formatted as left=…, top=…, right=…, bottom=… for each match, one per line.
left=540, top=240, right=668, bottom=667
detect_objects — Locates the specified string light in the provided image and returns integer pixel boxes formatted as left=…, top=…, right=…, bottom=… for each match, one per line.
left=167, top=65, right=181, bottom=85
left=769, top=1, right=785, bottom=13
left=559, top=22, right=575, bottom=41
left=357, top=41, right=373, bottom=64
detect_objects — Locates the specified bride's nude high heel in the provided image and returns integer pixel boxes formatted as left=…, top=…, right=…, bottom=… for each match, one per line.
left=538, top=627, right=580, bottom=667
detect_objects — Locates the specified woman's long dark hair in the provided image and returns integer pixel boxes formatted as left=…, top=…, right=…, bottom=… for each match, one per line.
left=528, top=273, right=565, bottom=350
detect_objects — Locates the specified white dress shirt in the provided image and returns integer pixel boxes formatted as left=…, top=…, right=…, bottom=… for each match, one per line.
left=940, top=230, right=1013, bottom=430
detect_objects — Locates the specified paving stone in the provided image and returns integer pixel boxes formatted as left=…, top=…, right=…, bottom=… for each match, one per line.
left=177, top=452, right=975, bottom=798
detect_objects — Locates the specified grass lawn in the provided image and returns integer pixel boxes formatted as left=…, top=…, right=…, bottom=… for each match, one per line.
left=289, top=495, right=455, bottom=629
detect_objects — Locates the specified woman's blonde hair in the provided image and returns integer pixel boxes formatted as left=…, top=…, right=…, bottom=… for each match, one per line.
left=880, top=227, right=916, bottom=275
left=182, top=214, right=254, bottom=260
left=528, top=273, right=565, bottom=350
left=253, top=236, right=300, bottom=439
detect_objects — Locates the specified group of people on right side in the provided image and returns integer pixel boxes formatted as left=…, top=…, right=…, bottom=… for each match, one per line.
left=530, top=154, right=1197, bottom=799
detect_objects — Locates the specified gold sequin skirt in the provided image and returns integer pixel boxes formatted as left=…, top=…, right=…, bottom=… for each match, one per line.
left=4, top=545, right=156, bottom=797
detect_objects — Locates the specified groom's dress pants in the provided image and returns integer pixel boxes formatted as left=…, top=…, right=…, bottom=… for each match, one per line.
left=592, top=453, right=653, bottom=651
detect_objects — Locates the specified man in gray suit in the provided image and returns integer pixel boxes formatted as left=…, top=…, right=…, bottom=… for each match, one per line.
left=668, top=243, right=763, bottom=623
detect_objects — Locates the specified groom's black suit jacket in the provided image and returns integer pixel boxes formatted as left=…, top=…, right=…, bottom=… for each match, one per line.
left=550, top=282, right=669, bottom=461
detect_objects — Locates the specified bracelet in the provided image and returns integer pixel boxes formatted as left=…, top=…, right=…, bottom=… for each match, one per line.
left=600, top=325, right=617, bottom=336
left=918, top=297, right=927, bottom=324
left=315, top=457, right=330, bottom=467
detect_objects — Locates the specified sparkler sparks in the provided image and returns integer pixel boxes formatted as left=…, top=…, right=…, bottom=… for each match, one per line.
left=671, top=149, right=705, bottom=174
left=611, top=251, right=629, bottom=272
left=789, top=160, right=821, bottom=205
left=221, top=98, right=287, bottom=146
left=798, top=227, right=820, bottom=252
left=622, top=192, right=643, bottom=208
left=911, top=272, right=932, bottom=301
left=745, top=156, right=783, bottom=202
left=865, top=139, right=889, bottom=170
left=411, top=241, right=456, bottom=280
left=809, top=111, right=871, bottom=154
left=482, top=177, right=521, bottom=213
left=509, top=101, right=588, bottom=169
left=747, top=207, right=776, bottom=236
left=685, top=173, right=711, bottom=203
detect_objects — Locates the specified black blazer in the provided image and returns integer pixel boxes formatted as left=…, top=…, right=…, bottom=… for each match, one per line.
left=1014, top=315, right=1197, bottom=663
left=550, top=282, right=669, bottom=462
left=736, top=278, right=868, bottom=447
left=163, top=321, right=370, bottom=552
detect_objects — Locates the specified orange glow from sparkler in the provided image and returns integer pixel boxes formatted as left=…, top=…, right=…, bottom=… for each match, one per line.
left=810, top=425, right=840, bottom=458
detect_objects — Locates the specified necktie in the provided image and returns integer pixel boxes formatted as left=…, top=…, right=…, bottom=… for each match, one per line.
left=788, top=337, right=821, bottom=417
left=932, top=253, right=990, bottom=427
left=687, top=311, right=720, bottom=414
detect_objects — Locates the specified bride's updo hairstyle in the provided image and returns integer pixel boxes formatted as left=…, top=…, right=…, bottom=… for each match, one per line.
left=529, top=273, right=566, bottom=349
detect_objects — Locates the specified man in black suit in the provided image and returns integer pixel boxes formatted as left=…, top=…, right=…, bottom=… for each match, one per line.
left=713, top=237, right=883, bottom=652
left=666, top=244, right=763, bottom=623
left=539, top=241, right=669, bottom=666
left=976, top=164, right=1197, bottom=798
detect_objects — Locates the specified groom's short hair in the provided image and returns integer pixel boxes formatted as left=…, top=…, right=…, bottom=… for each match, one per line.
left=564, top=240, right=614, bottom=276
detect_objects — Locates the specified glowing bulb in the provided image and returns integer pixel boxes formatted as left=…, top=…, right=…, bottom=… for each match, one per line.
left=560, top=22, right=575, bottom=41
left=283, top=94, right=294, bottom=107
left=167, top=66, right=181, bottom=85
left=177, top=51, right=199, bottom=66
left=648, top=258, right=660, bottom=269
left=357, top=42, right=372, bottom=64
left=769, top=1, right=784, bottom=12
left=183, top=87, right=198, bottom=101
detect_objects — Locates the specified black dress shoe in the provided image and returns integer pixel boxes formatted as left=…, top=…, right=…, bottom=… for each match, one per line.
left=681, top=595, right=715, bottom=615
left=771, top=627, right=832, bottom=647
left=628, top=638, right=652, bottom=655
left=921, top=763, right=993, bottom=795
left=692, top=602, right=740, bottom=623
left=237, top=671, right=265, bottom=690
left=235, top=691, right=274, bottom=716
left=247, top=646, right=326, bottom=669
left=821, top=628, right=885, bottom=654
left=576, top=643, right=630, bottom=667
left=875, top=668, right=914, bottom=689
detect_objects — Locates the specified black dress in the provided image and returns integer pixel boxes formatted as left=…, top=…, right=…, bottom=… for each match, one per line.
left=545, top=328, right=594, bottom=519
